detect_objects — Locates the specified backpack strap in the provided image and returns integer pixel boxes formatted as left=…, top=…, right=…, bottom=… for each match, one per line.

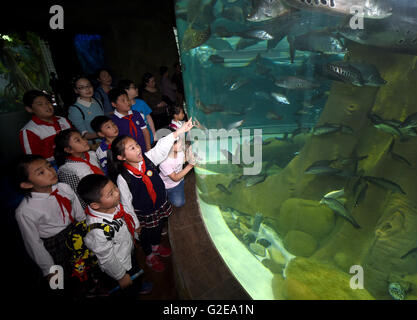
left=92, top=97, right=104, bottom=112
left=70, top=104, right=86, bottom=120
left=88, top=222, right=115, bottom=241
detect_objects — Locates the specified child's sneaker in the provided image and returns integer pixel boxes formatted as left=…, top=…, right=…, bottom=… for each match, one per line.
left=152, top=245, right=171, bottom=257
left=138, top=281, right=153, bottom=295
left=146, top=255, right=165, bottom=272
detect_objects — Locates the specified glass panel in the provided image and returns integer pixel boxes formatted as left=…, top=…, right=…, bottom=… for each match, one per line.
left=175, top=0, right=417, bottom=300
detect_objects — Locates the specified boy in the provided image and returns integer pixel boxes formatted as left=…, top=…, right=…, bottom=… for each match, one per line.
left=77, top=174, right=152, bottom=296
left=109, top=88, right=151, bottom=152
left=19, top=90, right=72, bottom=165
left=91, top=115, right=119, bottom=174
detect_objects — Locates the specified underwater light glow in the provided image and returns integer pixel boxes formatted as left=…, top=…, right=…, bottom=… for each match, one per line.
left=0, top=34, right=12, bottom=42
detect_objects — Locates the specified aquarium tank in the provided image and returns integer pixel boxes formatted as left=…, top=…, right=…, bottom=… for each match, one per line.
left=174, top=0, right=417, bottom=300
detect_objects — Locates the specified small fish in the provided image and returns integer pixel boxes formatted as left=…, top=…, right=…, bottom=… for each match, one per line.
left=312, top=123, right=341, bottom=136
left=310, top=159, right=338, bottom=167
left=320, top=197, right=360, bottom=229
left=339, top=61, right=387, bottom=87
left=216, top=184, right=232, bottom=195
left=401, top=247, right=417, bottom=259
left=229, top=79, right=250, bottom=91
left=246, top=0, right=290, bottom=22
left=237, top=29, right=274, bottom=40
left=354, top=181, right=368, bottom=207
left=323, top=188, right=345, bottom=200
left=399, top=112, right=417, bottom=130
left=388, top=283, right=406, bottom=300
left=274, top=76, right=319, bottom=90
left=227, top=119, right=245, bottom=130
left=245, top=173, right=267, bottom=187
left=208, top=54, right=225, bottom=64
left=227, top=175, right=245, bottom=189
left=305, top=165, right=341, bottom=176
left=270, top=92, right=290, bottom=104
left=391, top=152, right=412, bottom=167
left=317, top=62, right=364, bottom=86
left=363, top=176, right=406, bottom=195
left=338, top=155, right=368, bottom=166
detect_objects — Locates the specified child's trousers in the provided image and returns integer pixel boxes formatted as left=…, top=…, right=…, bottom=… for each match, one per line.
left=138, top=223, right=163, bottom=256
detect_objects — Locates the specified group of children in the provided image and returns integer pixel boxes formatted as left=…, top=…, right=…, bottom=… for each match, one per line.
left=15, top=82, right=196, bottom=299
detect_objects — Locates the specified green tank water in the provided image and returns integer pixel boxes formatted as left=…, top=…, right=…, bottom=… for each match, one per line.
left=175, top=0, right=417, bottom=300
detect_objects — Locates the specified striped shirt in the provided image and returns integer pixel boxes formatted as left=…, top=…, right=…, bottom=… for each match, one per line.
left=19, top=116, right=73, bottom=162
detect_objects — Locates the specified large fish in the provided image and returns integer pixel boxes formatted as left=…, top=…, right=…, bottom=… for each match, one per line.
left=274, top=76, right=320, bottom=90
left=320, top=197, right=361, bottom=228
left=337, top=2, right=417, bottom=55
left=247, top=0, right=291, bottom=22
left=332, top=61, right=387, bottom=86
left=282, top=0, right=392, bottom=19
left=287, top=31, right=347, bottom=63
left=316, top=61, right=364, bottom=86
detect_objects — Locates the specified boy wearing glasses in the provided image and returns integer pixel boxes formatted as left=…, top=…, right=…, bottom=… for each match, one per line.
left=68, top=76, right=105, bottom=148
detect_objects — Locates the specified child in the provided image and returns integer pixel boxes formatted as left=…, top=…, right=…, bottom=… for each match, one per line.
left=168, top=105, right=185, bottom=131
left=118, top=79, right=156, bottom=144
left=109, top=88, right=151, bottom=152
left=108, top=118, right=194, bottom=272
left=14, top=154, right=85, bottom=285
left=159, top=137, right=195, bottom=208
left=19, top=90, right=72, bottom=166
left=93, top=68, right=114, bottom=115
left=77, top=174, right=152, bottom=297
left=68, top=75, right=104, bottom=146
left=54, top=128, right=104, bottom=208
left=91, top=115, right=119, bottom=175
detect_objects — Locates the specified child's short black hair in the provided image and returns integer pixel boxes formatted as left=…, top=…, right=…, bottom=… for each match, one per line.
left=77, top=174, right=111, bottom=205
left=23, top=90, right=53, bottom=107
left=159, top=66, right=168, bottom=76
left=108, top=87, right=128, bottom=104
left=95, top=68, right=112, bottom=79
left=169, top=105, right=184, bottom=118
left=91, top=115, right=112, bottom=133
left=15, top=154, right=46, bottom=197
left=142, top=72, right=154, bottom=86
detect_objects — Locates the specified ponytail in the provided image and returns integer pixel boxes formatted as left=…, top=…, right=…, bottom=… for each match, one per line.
left=54, top=128, right=79, bottom=167
left=107, top=135, right=130, bottom=184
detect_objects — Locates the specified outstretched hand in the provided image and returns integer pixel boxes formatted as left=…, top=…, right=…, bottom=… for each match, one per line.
left=174, top=117, right=194, bottom=138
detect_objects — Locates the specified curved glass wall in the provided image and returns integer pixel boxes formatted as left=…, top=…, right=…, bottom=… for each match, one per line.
left=175, top=0, right=417, bottom=300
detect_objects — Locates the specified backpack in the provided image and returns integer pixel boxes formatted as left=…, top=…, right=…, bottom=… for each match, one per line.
left=69, top=98, right=104, bottom=120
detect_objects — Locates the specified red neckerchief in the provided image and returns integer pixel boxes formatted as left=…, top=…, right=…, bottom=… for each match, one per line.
left=123, top=162, right=157, bottom=205
left=85, top=204, right=135, bottom=238
left=50, top=188, right=74, bottom=223
left=122, top=114, right=138, bottom=140
left=32, top=115, right=62, bottom=132
left=67, top=152, right=104, bottom=175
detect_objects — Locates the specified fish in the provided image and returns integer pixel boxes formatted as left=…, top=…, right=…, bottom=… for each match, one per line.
left=305, top=164, right=341, bottom=175
left=323, top=188, right=345, bottom=200
left=235, top=38, right=261, bottom=50
left=227, top=175, right=245, bottom=189
left=237, top=28, right=275, bottom=40
left=293, top=109, right=309, bottom=116
left=274, top=76, right=320, bottom=90
left=401, top=247, right=417, bottom=259
left=181, top=24, right=211, bottom=51
left=310, top=159, right=338, bottom=167
left=247, top=0, right=291, bottom=22
left=229, top=78, right=250, bottom=91
left=316, top=62, right=364, bottom=86
left=266, top=110, right=283, bottom=120
left=368, top=113, right=403, bottom=137
left=312, top=123, right=341, bottom=135
left=245, top=173, right=267, bottom=187
left=354, top=181, right=368, bottom=207
left=216, top=184, right=232, bottom=195
left=342, top=62, right=387, bottom=87
left=222, top=6, right=244, bottom=21
left=270, top=92, right=290, bottom=104
left=363, top=176, right=406, bottom=195
left=399, top=112, right=417, bottom=130
left=320, top=197, right=361, bottom=229
left=208, top=54, right=225, bottom=64
left=391, top=152, right=412, bottom=167
left=283, top=0, right=392, bottom=19
left=195, top=100, right=224, bottom=114
left=388, top=283, right=406, bottom=300
left=205, top=38, right=234, bottom=51
left=220, top=108, right=246, bottom=116
left=287, top=31, right=347, bottom=63
left=227, top=119, right=245, bottom=130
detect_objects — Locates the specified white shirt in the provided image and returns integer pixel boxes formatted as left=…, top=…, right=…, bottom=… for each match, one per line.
left=84, top=204, right=139, bottom=281
left=15, top=183, right=85, bottom=276
left=117, top=132, right=177, bottom=216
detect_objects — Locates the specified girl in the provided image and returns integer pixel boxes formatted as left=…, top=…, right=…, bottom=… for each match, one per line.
left=54, top=128, right=104, bottom=208
left=159, top=137, right=195, bottom=208
left=68, top=75, right=104, bottom=147
left=14, top=154, right=85, bottom=284
left=108, top=118, right=194, bottom=272
left=168, top=105, right=186, bottom=131
left=118, top=79, right=156, bottom=144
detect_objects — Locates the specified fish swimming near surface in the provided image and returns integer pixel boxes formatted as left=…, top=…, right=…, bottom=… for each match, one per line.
left=274, top=76, right=320, bottom=90
left=320, top=197, right=361, bottom=229
left=182, top=24, right=211, bottom=51
left=316, top=62, right=364, bottom=86
left=363, top=176, right=406, bottom=195
left=270, top=92, right=290, bottom=104
left=227, top=119, right=245, bottom=130
left=216, top=183, right=232, bottom=195
left=247, top=0, right=291, bottom=22
left=282, top=0, right=392, bottom=19
left=287, top=31, right=347, bottom=63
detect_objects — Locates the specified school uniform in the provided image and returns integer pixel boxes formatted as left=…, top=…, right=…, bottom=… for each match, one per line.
left=111, top=110, right=148, bottom=152
left=96, top=139, right=111, bottom=175
left=15, top=183, right=85, bottom=277
left=131, top=98, right=154, bottom=144
left=117, top=132, right=177, bottom=255
left=58, top=151, right=104, bottom=208
left=84, top=204, right=139, bottom=281
left=19, top=115, right=72, bottom=162
left=168, top=120, right=184, bottom=131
